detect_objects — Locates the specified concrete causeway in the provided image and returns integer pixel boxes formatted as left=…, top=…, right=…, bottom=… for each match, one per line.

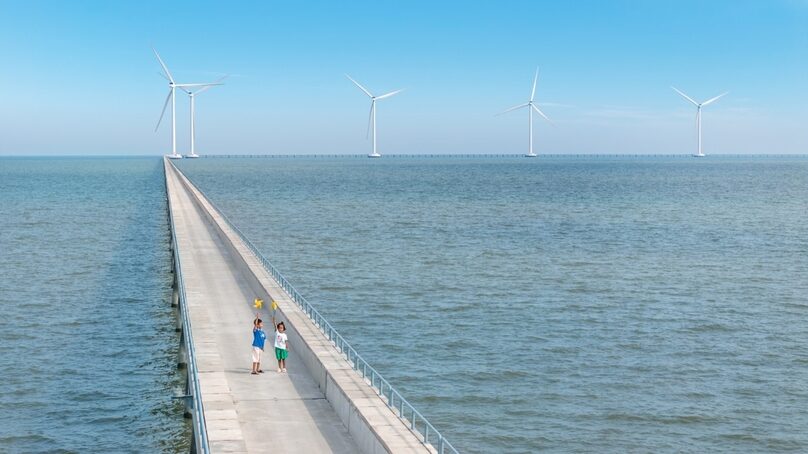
left=164, top=158, right=435, bottom=454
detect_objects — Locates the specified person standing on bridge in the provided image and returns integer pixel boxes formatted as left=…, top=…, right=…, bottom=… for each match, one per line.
left=274, top=321, right=289, bottom=373
left=251, top=314, right=267, bottom=375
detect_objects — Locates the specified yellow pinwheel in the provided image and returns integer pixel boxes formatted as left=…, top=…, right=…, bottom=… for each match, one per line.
left=253, top=297, right=263, bottom=309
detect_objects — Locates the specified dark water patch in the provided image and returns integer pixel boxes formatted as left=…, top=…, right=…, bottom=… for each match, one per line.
left=0, top=158, right=189, bottom=453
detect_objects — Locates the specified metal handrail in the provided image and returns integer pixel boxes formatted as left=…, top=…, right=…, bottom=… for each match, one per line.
left=166, top=165, right=210, bottom=453
left=177, top=169, right=459, bottom=454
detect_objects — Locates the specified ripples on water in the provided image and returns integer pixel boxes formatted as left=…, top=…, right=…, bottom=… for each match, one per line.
left=0, top=157, right=189, bottom=453
left=180, top=155, right=808, bottom=453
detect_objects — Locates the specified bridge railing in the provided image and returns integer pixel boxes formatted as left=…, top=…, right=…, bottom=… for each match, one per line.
left=181, top=173, right=458, bottom=454
left=166, top=165, right=210, bottom=454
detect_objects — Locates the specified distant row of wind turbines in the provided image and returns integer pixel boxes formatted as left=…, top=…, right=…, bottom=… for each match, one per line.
left=496, top=69, right=727, bottom=158
left=153, top=50, right=727, bottom=159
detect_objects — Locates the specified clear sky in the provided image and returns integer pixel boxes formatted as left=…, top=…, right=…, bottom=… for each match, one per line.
left=1, top=0, right=806, bottom=155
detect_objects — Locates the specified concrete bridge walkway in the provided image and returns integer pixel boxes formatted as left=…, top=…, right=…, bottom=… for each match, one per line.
left=167, top=162, right=359, bottom=453
left=165, top=158, right=435, bottom=454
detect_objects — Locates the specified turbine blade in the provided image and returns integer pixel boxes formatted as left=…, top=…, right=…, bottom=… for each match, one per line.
left=177, top=81, right=226, bottom=95
left=155, top=90, right=172, bottom=131
left=376, top=89, right=403, bottom=100
left=366, top=102, right=375, bottom=139
left=194, top=85, right=217, bottom=95
left=701, top=92, right=728, bottom=106
left=532, top=104, right=554, bottom=125
left=157, top=71, right=169, bottom=81
left=195, top=75, right=229, bottom=95
left=152, top=48, right=174, bottom=84
left=174, top=83, right=224, bottom=88
left=530, top=67, right=539, bottom=102
left=496, top=103, right=529, bottom=116
left=671, top=86, right=699, bottom=106
left=346, top=74, right=373, bottom=97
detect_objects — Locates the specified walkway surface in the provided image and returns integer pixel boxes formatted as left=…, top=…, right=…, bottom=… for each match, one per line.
left=166, top=162, right=360, bottom=453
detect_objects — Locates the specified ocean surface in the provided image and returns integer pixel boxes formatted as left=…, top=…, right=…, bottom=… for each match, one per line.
left=1, top=155, right=806, bottom=454
left=176, top=155, right=808, bottom=454
left=0, top=157, right=189, bottom=453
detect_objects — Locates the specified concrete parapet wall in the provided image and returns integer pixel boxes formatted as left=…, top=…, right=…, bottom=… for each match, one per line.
left=166, top=162, right=434, bottom=454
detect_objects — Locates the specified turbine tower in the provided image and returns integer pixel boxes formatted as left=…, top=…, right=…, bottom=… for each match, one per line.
left=498, top=68, right=553, bottom=157
left=346, top=75, right=403, bottom=158
left=179, top=76, right=227, bottom=158
left=672, top=86, right=728, bottom=157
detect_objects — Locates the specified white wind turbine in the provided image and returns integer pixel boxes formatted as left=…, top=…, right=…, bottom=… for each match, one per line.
left=153, top=48, right=218, bottom=159
left=672, top=86, right=728, bottom=157
left=499, top=68, right=553, bottom=157
left=179, top=76, right=227, bottom=158
left=346, top=75, right=403, bottom=158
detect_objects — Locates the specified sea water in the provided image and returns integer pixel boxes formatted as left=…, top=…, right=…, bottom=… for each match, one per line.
left=0, top=157, right=189, bottom=453
left=177, top=155, right=808, bottom=453
left=1, top=155, right=806, bottom=453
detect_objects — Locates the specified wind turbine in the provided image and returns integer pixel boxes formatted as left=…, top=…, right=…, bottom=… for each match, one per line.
left=672, top=86, right=728, bottom=157
left=153, top=48, right=217, bottom=159
left=346, top=75, right=403, bottom=158
left=153, top=48, right=181, bottom=159
left=178, top=76, right=227, bottom=158
left=498, top=68, right=553, bottom=157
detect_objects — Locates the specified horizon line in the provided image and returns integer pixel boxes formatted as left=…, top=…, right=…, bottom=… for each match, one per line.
left=2, top=153, right=807, bottom=159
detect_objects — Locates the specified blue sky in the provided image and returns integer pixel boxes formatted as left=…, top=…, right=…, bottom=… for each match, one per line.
left=1, top=0, right=806, bottom=155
